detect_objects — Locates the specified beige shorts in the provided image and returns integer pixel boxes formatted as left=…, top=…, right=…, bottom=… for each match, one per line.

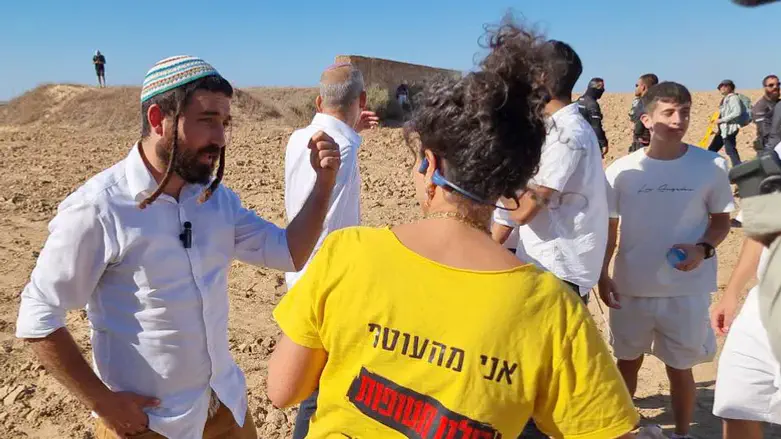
left=609, top=294, right=716, bottom=370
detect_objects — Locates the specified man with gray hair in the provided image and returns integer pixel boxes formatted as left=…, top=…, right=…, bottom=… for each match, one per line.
left=283, top=63, right=378, bottom=437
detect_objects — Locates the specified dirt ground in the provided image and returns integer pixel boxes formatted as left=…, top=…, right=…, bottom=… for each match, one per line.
left=0, top=85, right=778, bottom=438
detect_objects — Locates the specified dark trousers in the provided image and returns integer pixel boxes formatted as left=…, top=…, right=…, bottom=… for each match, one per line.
left=292, top=389, right=319, bottom=439
left=708, top=131, right=741, bottom=167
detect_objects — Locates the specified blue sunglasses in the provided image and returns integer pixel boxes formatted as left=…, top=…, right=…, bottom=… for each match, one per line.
left=418, top=157, right=518, bottom=211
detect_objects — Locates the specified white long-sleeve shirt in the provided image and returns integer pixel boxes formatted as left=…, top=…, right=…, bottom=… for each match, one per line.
left=284, top=113, right=362, bottom=288
left=15, top=144, right=294, bottom=439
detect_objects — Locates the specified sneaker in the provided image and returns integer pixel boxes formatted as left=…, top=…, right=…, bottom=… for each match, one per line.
left=636, top=425, right=667, bottom=439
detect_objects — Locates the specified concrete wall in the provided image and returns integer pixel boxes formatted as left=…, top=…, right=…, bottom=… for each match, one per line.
left=334, top=55, right=461, bottom=93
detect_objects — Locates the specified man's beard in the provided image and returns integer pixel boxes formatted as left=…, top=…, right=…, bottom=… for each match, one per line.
left=156, top=132, right=221, bottom=185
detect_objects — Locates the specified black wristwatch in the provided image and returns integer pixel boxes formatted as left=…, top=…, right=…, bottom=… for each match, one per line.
left=697, top=242, right=716, bottom=259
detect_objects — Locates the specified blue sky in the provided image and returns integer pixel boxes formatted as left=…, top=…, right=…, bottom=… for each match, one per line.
left=1, top=0, right=779, bottom=100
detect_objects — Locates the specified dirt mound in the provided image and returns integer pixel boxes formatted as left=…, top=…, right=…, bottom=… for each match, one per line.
left=0, top=85, right=285, bottom=132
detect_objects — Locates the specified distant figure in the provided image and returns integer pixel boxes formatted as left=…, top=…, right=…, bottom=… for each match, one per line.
left=396, top=81, right=409, bottom=111
left=577, top=77, right=608, bottom=157
left=629, top=73, right=659, bottom=152
left=753, top=74, right=781, bottom=150
left=708, top=79, right=748, bottom=167
left=93, top=50, right=106, bottom=88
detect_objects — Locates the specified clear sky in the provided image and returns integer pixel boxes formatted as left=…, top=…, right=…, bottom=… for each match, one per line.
left=1, top=0, right=780, bottom=101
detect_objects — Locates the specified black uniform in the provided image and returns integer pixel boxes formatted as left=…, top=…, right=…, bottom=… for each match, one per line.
left=576, top=89, right=608, bottom=153
left=628, top=97, right=650, bottom=152
left=93, top=54, right=106, bottom=76
left=753, top=95, right=780, bottom=150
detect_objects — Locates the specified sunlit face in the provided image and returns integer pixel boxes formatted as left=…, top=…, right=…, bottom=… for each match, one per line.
left=156, top=90, right=232, bottom=184
left=764, top=77, right=780, bottom=100
left=634, top=80, right=646, bottom=97
left=642, top=100, right=691, bottom=144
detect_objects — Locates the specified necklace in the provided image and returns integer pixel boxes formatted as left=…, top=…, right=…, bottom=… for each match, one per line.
left=424, top=211, right=490, bottom=234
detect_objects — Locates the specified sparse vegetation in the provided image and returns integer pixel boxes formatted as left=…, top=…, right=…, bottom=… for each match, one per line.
left=365, top=84, right=404, bottom=121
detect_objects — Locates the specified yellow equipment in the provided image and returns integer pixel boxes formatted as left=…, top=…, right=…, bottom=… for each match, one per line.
left=697, top=111, right=720, bottom=148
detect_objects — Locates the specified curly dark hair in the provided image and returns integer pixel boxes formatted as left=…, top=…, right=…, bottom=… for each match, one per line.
left=405, top=21, right=549, bottom=204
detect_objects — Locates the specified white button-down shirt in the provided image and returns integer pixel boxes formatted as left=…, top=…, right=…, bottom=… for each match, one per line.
left=16, top=144, right=294, bottom=439
left=284, top=113, right=362, bottom=288
left=494, top=103, right=609, bottom=294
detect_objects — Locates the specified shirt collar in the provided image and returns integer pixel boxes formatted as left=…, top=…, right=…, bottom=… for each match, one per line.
left=124, top=142, right=205, bottom=203
left=311, top=112, right=361, bottom=145
left=125, top=143, right=161, bottom=202
left=550, top=102, right=580, bottom=124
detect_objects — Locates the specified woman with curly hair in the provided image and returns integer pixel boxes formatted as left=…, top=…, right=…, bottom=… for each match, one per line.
left=266, top=21, right=639, bottom=439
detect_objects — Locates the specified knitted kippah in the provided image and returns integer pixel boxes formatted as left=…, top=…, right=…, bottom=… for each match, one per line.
left=141, top=55, right=220, bottom=103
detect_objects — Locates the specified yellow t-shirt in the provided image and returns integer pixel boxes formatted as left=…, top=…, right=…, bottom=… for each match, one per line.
left=273, top=227, right=638, bottom=439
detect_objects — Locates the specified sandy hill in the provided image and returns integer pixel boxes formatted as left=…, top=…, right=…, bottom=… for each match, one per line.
left=0, top=84, right=298, bottom=132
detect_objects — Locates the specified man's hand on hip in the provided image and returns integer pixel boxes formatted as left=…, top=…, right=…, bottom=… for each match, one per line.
left=94, top=390, right=159, bottom=437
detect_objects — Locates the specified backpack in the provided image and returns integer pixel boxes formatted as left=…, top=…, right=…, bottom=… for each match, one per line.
left=735, top=93, right=753, bottom=127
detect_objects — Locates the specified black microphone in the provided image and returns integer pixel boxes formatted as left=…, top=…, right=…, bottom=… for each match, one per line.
left=180, top=222, right=192, bottom=249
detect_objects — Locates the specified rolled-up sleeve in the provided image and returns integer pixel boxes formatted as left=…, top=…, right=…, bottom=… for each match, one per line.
left=231, top=190, right=295, bottom=271
left=16, top=201, right=111, bottom=339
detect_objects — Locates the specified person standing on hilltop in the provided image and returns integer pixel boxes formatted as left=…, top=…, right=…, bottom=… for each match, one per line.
left=283, top=62, right=378, bottom=439
left=93, top=50, right=106, bottom=88
left=600, top=82, right=734, bottom=439
left=491, top=40, right=610, bottom=438
left=577, top=77, right=609, bottom=157
left=15, top=55, right=341, bottom=439
left=629, top=73, right=659, bottom=152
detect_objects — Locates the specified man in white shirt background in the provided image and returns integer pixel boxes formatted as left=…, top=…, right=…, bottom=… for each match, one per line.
left=492, top=40, right=609, bottom=302
left=490, top=40, right=609, bottom=439
left=284, top=62, right=377, bottom=289
left=15, top=56, right=341, bottom=439
left=600, top=82, right=734, bottom=439
left=283, top=62, right=377, bottom=439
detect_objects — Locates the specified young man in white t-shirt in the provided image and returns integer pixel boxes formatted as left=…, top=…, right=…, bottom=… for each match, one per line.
left=600, top=82, right=735, bottom=439
left=492, top=40, right=608, bottom=304
left=710, top=144, right=781, bottom=439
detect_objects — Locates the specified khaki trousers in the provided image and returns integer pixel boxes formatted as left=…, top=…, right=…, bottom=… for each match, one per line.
left=94, top=403, right=257, bottom=439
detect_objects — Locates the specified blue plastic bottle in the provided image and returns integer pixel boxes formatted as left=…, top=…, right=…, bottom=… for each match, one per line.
left=666, top=248, right=687, bottom=267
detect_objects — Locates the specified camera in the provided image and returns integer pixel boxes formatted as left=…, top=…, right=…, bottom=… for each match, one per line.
left=728, top=149, right=781, bottom=198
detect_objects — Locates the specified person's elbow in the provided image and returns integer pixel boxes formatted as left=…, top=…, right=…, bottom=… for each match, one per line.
left=266, top=377, right=297, bottom=409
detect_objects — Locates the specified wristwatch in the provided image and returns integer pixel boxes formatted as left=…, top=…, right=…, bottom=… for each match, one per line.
left=696, top=242, right=716, bottom=259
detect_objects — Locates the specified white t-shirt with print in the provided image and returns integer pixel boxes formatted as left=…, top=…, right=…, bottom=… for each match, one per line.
left=605, top=145, right=735, bottom=298
left=494, top=103, right=609, bottom=294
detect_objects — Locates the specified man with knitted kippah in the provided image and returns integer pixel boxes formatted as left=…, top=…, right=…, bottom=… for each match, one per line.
left=14, top=56, right=342, bottom=439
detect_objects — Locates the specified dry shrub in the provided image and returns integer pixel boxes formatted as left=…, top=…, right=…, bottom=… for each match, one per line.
left=232, top=89, right=281, bottom=122
left=365, top=84, right=405, bottom=122
left=279, top=90, right=318, bottom=128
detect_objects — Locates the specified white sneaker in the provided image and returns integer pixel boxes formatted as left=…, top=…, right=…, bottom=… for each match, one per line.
left=636, top=424, right=668, bottom=439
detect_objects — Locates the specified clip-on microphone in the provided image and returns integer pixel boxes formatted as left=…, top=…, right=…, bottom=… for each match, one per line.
left=180, top=222, right=192, bottom=249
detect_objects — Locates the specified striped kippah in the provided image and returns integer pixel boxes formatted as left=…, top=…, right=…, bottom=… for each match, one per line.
left=141, top=55, right=221, bottom=103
